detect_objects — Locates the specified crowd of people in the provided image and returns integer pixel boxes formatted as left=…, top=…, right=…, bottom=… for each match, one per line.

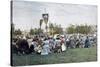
left=11, top=34, right=97, bottom=55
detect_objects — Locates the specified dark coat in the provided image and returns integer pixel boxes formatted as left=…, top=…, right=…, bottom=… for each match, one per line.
left=84, top=38, right=90, bottom=48
left=16, top=39, right=29, bottom=54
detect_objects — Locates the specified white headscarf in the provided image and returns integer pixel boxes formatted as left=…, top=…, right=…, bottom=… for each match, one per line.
left=23, top=36, right=26, bottom=40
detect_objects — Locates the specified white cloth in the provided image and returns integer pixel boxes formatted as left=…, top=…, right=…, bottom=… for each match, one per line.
left=31, top=42, right=37, bottom=51
left=41, top=40, right=50, bottom=55
left=61, top=43, right=66, bottom=51
left=55, top=39, right=61, bottom=47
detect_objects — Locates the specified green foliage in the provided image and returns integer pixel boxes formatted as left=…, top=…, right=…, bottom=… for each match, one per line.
left=66, top=24, right=92, bottom=34
left=53, top=24, right=63, bottom=34
left=49, top=23, right=63, bottom=35
left=11, top=23, right=22, bottom=36
left=67, top=25, right=75, bottom=34
left=14, top=29, right=22, bottom=35
left=29, top=28, right=35, bottom=35
left=29, top=28, right=43, bottom=35
left=38, top=28, right=43, bottom=34
left=49, top=23, right=54, bottom=35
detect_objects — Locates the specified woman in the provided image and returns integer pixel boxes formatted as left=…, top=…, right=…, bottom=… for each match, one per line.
left=41, top=38, right=50, bottom=55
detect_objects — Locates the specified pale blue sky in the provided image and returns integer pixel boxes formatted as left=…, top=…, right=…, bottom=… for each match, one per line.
left=13, top=1, right=97, bottom=31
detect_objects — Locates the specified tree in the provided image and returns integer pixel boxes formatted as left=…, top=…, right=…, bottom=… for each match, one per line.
left=29, top=28, right=35, bottom=35
left=66, top=25, right=75, bottom=34
left=53, top=24, right=63, bottom=34
left=84, top=25, right=91, bottom=34
left=66, top=24, right=92, bottom=34
left=34, top=28, right=39, bottom=35
left=29, top=28, right=43, bottom=35
left=49, top=23, right=54, bottom=35
left=14, top=29, right=22, bottom=35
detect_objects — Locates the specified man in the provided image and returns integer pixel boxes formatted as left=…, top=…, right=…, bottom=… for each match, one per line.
left=84, top=36, right=90, bottom=48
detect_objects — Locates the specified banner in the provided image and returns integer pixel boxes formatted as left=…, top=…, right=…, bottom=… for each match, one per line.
left=42, top=14, right=49, bottom=24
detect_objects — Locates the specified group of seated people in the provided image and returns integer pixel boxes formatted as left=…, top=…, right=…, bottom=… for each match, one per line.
left=11, top=34, right=96, bottom=55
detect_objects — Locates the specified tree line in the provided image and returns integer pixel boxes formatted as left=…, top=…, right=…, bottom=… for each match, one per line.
left=11, top=22, right=95, bottom=36
left=66, top=24, right=92, bottom=34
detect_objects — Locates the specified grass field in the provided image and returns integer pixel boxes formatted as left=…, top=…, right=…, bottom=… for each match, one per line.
left=12, top=47, right=97, bottom=66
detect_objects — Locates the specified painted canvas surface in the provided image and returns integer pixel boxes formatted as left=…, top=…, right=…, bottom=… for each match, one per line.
left=11, top=0, right=97, bottom=66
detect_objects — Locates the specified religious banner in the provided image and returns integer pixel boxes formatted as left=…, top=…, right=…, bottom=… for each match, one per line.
left=40, top=19, right=43, bottom=28
left=42, top=13, right=49, bottom=24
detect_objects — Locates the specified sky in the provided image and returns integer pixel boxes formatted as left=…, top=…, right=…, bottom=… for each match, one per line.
left=12, top=1, right=97, bottom=31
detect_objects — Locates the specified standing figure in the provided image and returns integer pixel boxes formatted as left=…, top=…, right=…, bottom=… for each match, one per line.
left=61, top=37, right=66, bottom=51
left=66, top=38, right=70, bottom=49
left=54, top=37, right=62, bottom=53
left=80, top=39, right=85, bottom=48
left=84, top=36, right=90, bottom=48
left=75, top=39, right=80, bottom=48
left=69, top=37, right=75, bottom=48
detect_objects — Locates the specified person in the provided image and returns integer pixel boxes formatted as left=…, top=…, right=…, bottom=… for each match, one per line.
left=66, top=38, right=70, bottom=49
left=16, top=36, right=23, bottom=55
left=11, top=40, right=18, bottom=54
left=16, top=36, right=29, bottom=55
left=61, top=37, right=66, bottom=51
left=80, top=39, right=85, bottom=48
left=29, top=39, right=36, bottom=54
left=61, top=42, right=66, bottom=51
left=32, top=38, right=42, bottom=54
left=41, top=38, right=50, bottom=55
left=75, top=39, right=80, bottom=48
left=35, top=45, right=42, bottom=54
left=84, top=36, right=90, bottom=48
left=49, top=37, right=54, bottom=52
left=54, top=37, right=62, bottom=53
left=69, top=37, right=75, bottom=48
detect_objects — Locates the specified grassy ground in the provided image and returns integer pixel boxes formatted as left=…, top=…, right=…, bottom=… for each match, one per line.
left=12, top=47, right=97, bottom=66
